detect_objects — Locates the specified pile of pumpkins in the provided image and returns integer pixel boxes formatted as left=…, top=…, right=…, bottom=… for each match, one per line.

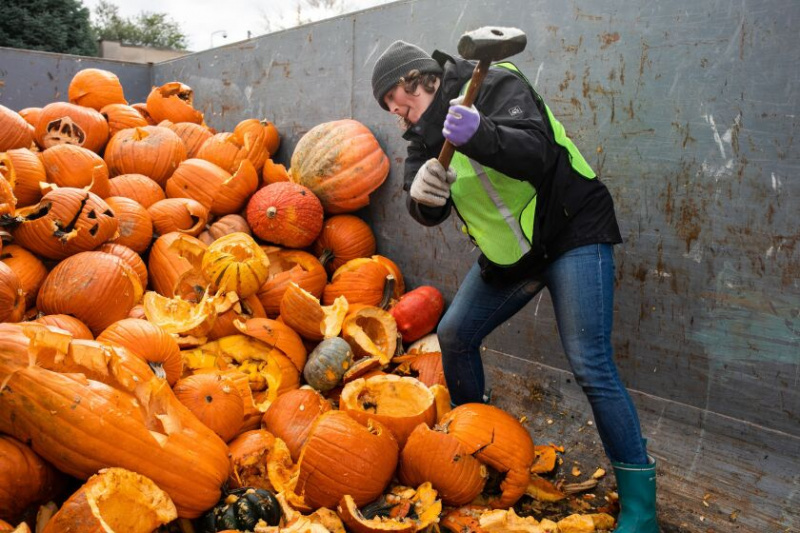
left=0, top=69, right=614, bottom=533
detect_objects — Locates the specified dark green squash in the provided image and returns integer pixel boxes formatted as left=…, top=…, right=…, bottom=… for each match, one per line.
left=200, top=487, right=282, bottom=532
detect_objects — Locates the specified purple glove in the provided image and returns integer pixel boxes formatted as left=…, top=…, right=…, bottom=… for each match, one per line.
left=443, top=97, right=480, bottom=146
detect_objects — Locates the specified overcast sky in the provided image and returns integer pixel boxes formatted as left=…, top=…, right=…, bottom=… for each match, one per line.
left=81, top=0, right=394, bottom=52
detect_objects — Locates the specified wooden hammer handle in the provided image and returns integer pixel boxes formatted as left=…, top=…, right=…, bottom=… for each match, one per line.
left=438, top=59, right=491, bottom=169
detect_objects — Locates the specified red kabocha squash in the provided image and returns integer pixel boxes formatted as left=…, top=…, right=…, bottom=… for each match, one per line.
left=201, top=232, right=269, bottom=298
left=173, top=372, right=244, bottom=443
left=0, top=262, right=25, bottom=323
left=256, top=248, right=327, bottom=318
left=0, top=148, right=46, bottom=208
left=104, top=126, right=187, bottom=186
left=161, top=120, right=213, bottom=158
left=101, top=103, right=148, bottom=137
left=68, top=68, right=127, bottom=111
left=0, top=244, right=48, bottom=309
left=146, top=82, right=204, bottom=124
left=33, top=314, right=93, bottom=340
left=0, top=436, right=66, bottom=524
left=34, top=102, right=109, bottom=154
left=37, top=251, right=143, bottom=335
left=295, top=411, right=398, bottom=509
left=108, top=173, right=165, bottom=208
left=96, top=242, right=149, bottom=289
left=148, top=197, right=209, bottom=237
left=390, top=286, right=445, bottom=344
left=97, top=318, right=183, bottom=385
left=312, top=215, right=376, bottom=275
left=41, top=467, right=176, bottom=533
left=198, top=214, right=251, bottom=245
left=9, top=188, right=118, bottom=261
left=246, top=182, right=324, bottom=248
left=40, top=143, right=111, bottom=198
left=103, top=196, right=154, bottom=253
left=261, top=388, right=331, bottom=461
left=289, top=119, right=389, bottom=214
left=0, top=104, right=33, bottom=152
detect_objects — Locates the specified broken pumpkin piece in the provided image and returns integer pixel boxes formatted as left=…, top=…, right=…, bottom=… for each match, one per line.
left=478, top=507, right=548, bottom=533
left=227, top=429, right=277, bottom=491
left=261, top=387, right=331, bottom=461
left=341, top=306, right=398, bottom=365
left=143, top=290, right=220, bottom=338
left=530, top=444, right=560, bottom=474
left=337, top=494, right=415, bottom=533
left=525, top=474, right=567, bottom=502
left=147, top=231, right=208, bottom=300
left=280, top=282, right=348, bottom=341
left=441, top=506, right=490, bottom=533
left=392, top=351, right=446, bottom=387
left=342, top=356, right=383, bottom=384
left=201, top=231, right=269, bottom=298
left=235, top=317, right=308, bottom=374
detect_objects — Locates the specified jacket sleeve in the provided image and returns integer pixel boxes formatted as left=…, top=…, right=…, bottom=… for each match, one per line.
left=403, top=139, right=452, bottom=226
left=456, top=70, right=559, bottom=187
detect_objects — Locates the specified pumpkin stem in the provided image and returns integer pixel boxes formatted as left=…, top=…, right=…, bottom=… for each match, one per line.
left=318, top=248, right=334, bottom=267
left=394, top=333, right=405, bottom=356
left=378, top=275, right=395, bottom=310
left=148, top=361, right=167, bottom=380
left=266, top=206, right=278, bottom=219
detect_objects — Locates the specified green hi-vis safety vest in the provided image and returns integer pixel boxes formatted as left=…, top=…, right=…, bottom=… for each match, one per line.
left=449, top=62, right=596, bottom=267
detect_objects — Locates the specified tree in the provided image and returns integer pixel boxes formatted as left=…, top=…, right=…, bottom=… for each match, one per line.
left=0, top=0, right=97, bottom=56
left=92, top=1, right=188, bottom=50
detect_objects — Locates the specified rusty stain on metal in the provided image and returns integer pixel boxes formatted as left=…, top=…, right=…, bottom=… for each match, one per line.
left=561, top=35, right=583, bottom=55
left=574, top=8, right=604, bottom=22
left=599, top=32, right=621, bottom=49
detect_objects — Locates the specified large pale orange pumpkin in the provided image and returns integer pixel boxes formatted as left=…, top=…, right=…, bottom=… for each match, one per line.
left=104, top=126, right=187, bottom=186
left=146, top=82, right=204, bottom=124
left=0, top=104, right=33, bottom=152
left=68, top=68, right=127, bottom=111
left=295, top=411, right=398, bottom=509
left=40, top=143, right=111, bottom=198
left=34, top=102, right=109, bottom=153
left=10, top=188, right=118, bottom=260
left=0, top=148, right=46, bottom=207
left=97, top=318, right=182, bottom=385
left=173, top=372, right=244, bottom=443
left=261, top=388, right=331, bottom=461
left=37, top=251, right=143, bottom=335
left=0, top=436, right=66, bottom=524
left=289, top=119, right=389, bottom=214
left=108, top=173, right=166, bottom=208
left=0, top=323, right=230, bottom=518
left=312, top=215, right=376, bottom=275
left=0, top=244, right=48, bottom=309
left=246, top=182, right=324, bottom=248
left=256, top=248, right=327, bottom=318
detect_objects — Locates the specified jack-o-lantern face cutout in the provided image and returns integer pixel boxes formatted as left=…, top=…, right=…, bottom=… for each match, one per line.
left=44, top=116, right=86, bottom=147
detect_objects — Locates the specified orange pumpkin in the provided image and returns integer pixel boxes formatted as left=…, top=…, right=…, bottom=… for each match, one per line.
left=313, top=215, right=376, bottom=275
left=108, top=173, right=166, bottom=208
left=0, top=104, right=33, bottom=152
left=103, top=196, right=154, bottom=253
left=33, top=314, right=93, bottom=340
left=100, top=103, right=149, bottom=136
left=11, top=188, right=118, bottom=260
left=0, top=244, right=48, bottom=309
left=263, top=121, right=280, bottom=157
left=246, top=182, right=324, bottom=248
left=256, top=248, right=327, bottom=318
left=197, top=118, right=269, bottom=174
left=198, top=214, right=251, bottom=245
left=261, top=158, right=290, bottom=185
left=18, top=107, right=42, bottom=129
left=37, top=251, right=143, bottom=335
left=96, top=242, right=149, bottom=290
left=173, top=372, right=244, bottom=442
left=201, top=232, right=269, bottom=298
left=68, top=68, right=127, bottom=110
left=207, top=294, right=266, bottom=340
left=0, top=436, right=65, bottom=524
left=97, top=318, right=183, bottom=385
left=41, top=143, right=111, bottom=198
left=131, top=103, right=157, bottom=125
left=279, top=282, right=348, bottom=342
left=289, top=119, right=389, bottom=214
left=226, top=429, right=276, bottom=490
left=146, top=82, right=204, bottom=124
left=295, top=411, right=398, bottom=509
left=148, top=197, right=209, bottom=237
left=0, top=148, right=46, bottom=207
left=166, top=158, right=258, bottom=216
left=34, top=102, right=109, bottom=153
left=147, top=232, right=208, bottom=299
left=161, top=120, right=213, bottom=158
left=261, top=388, right=331, bottom=461
left=399, top=424, right=487, bottom=506
left=323, top=258, right=392, bottom=307
left=104, top=126, right=187, bottom=186
left=0, top=262, right=25, bottom=323
left=341, top=306, right=398, bottom=364
left=234, top=317, right=308, bottom=373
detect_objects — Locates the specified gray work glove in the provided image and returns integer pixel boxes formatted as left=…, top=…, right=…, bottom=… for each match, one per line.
left=409, top=158, right=457, bottom=207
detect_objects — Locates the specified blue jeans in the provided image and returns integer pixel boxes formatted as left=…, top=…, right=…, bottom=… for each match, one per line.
left=437, top=243, right=648, bottom=465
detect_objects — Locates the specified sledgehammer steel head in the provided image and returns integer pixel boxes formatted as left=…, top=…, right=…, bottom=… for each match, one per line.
left=457, top=26, right=527, bottom=62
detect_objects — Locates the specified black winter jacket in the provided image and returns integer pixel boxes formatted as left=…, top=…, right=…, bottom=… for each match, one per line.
left=402, top=51, right=622, bottom=281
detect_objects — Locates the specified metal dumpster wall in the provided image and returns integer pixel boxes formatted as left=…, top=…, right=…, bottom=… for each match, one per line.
left=153, top=2, right=798, bottom=530
left=0, top=0, right=796, bottom=530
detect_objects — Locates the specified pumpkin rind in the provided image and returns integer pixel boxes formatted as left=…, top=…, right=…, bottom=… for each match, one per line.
left=289, top=119, right=389, bottom=214
left=226, top=429, right=276, bottom=490
left=33, top=314, right=94, bottom=340
left=173, top=372, right=244, bottom=442
left=257, top=248, right=327, bottom=318
left=261, top=388, right=331, bottom=461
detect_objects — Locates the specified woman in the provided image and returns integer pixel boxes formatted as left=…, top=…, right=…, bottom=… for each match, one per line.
left=371, top=40, right=659, bottom=532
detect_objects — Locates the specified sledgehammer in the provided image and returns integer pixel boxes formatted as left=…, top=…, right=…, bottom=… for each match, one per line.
left=438, top=26, right=527, bottom=168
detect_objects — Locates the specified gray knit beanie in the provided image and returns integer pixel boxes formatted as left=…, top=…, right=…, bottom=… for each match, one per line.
left=371, top=40, right=443, bottom=110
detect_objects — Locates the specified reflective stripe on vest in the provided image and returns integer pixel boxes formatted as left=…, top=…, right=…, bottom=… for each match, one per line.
left=448, top=61, right=595, bottom=266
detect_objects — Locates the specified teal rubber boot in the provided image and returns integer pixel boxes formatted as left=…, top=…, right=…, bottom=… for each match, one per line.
left=611, top=455, right=660, bottom=532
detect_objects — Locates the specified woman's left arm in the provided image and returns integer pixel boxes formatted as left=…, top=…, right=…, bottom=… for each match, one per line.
left=455, top=71, right=560, bottom=184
